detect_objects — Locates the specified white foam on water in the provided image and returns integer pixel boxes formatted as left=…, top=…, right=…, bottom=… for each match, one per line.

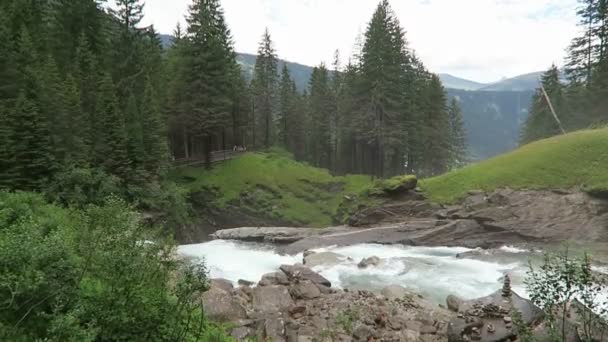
left=178, top=240, right=302, bottom=285
left=310, top=244, right=526, bottom=303
left=178, top=241, right=533, bottom=303
left=500, top=245, right=528, bottom=254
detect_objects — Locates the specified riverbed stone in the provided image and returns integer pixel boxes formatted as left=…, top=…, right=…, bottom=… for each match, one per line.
left=252, top=285, right=294, bottom=314
left=303, top=251, right=344, bottom=267
left=381, top=284, right=408, bottom=300
left=202, top=287, right=247, bottom=322
left=447, top=294, right=463, bottom=312
left=358, top=256, right=381, bottom=268
left=210, top=278, right=234, bottom=292
left=259, top=271, right=290, bottom=286
left=290, top=280, right=321, bottom=300
left=280, top=264, right=331, bottom=287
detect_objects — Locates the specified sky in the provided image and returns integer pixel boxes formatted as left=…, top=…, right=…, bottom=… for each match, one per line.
left=137, top=0, right=581, bottom=84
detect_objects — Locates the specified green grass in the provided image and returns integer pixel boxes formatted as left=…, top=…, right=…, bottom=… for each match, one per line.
left=420, top=127, right=608, bottom=203
left=169, top=149, right=371, bottom=227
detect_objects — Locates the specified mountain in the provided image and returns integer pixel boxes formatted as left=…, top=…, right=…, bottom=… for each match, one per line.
left=480, top=72, right=543, bottom=91
left=438, top=73, right=486, bottom=90
left=447, top=89, right=534, bottom=160
left=236, top=53, right=315, bottom=91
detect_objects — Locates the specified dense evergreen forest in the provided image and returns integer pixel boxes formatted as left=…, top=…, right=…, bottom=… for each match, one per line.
left=521, top=0, right=608, bottom=143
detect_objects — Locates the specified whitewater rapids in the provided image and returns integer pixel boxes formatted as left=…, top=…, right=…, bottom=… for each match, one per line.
left=178, top=240, right=532, bottom=304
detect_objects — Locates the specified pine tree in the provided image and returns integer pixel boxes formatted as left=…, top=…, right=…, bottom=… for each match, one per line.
left=278, top=64, right=295, bottom=149
left=9, top=91, right=53, bottom=190
left=447, top=98, right=467, bottom=169
left=97, top=73, right=129, bottom=178
left=40, top=56, right=69, bottom=164
left=521, top=65, right=566, bottom=144
left=421, top=75, right=451, bottom=176
left=0, top=103, right=16, bottom=189
left=124, top=93, right=145, bottom=174
left=183, top=0, right=235, bottom=165
left=63, top=73, right=89, bottom=164
left=141, top=80, right=169, bottom=177
left=565, top=0, right=601, bottom=84
left=252, top=28, right=278, bottom=149
left=308, top=64, right=333, bottom=168
left=75, top=34, right=98, bottom=158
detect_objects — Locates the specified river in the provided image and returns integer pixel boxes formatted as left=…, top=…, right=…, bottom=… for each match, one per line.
left=178, top=240, right=534, bottom=304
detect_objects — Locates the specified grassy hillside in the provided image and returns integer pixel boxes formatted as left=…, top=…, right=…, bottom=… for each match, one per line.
left=421, top=127, right=608, bottom=203
left=170, top=150, right=371, bottom=227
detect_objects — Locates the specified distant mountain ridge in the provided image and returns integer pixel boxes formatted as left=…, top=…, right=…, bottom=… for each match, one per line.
left=438, top=74, right=486, bottom=91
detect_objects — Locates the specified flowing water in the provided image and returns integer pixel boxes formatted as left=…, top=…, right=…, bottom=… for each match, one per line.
left=178, top=240, right=533, bottom=304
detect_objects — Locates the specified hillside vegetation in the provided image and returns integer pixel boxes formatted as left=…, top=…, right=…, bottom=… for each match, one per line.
left=170, top=150, right=371, bottom=226
left=421, top=127, right=608, bottom=203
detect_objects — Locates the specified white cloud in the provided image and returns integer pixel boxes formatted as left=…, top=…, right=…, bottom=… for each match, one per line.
left=139, top=0, right=580, bottom=83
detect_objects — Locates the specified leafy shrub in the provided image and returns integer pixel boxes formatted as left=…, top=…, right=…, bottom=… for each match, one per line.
left=526, top=250, right=608, bottom=341
left=0, top=192, right=230, bottom=341
left=44, top=166, right=122, bottom=207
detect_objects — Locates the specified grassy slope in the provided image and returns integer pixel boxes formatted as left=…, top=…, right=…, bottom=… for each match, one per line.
left=421, top=127, right=608, bottom=203
left=170, top=150, right=371, bottom=227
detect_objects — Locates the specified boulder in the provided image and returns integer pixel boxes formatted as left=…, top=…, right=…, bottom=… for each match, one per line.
left=381, top=285, right=408, bottom=300
left=252, top=285, right=294, bottom=314
left=238, top=279, right=254, bottom=286
left=201, top=288, right=247, bottom=322
left=211, top=227, right=316, bottom=243
left=264, top=317, right=286, bottom=342
left=210, top=278, right=234, bottom=293
left=353, top=324, right=376, bottom=341
left=280, top=264, right=331, bottom=287
left=259, top=271, right=290, bottom=286
left=446, top=295, right=463, bottom=312
left=289, top=280, right=321, bottom=300
left=303, top=251, right=344, bottom=267
left=358, top=256, right=381, bottom=268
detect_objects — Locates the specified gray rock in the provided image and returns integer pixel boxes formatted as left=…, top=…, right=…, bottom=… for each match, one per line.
left=358, top=256, right=381, bottom=268
left=446, top=295, right=463, bottom=312
left=259, top=271, right=290, bottom=286
left=303, top=251, right=344, bottom=267
left=381, top=285, right=408, bottom=300
left=252, top=285, right=294, bottom=314
left=211, top=227, right=316, bottom=243
left=280, top=264, right=331, bottom=287
left=230, top=326, right=252, bottom=340
left=238, top=279, right=254, bottom=287
left=289, top=280, right=321, bottom=300
left=264, top=317, right=286, bottom=342
left=353, top=324, right=375, bottom=341
left=210, top=278, right=234, bottom=293
left=201, top=288, right=247, bottom=322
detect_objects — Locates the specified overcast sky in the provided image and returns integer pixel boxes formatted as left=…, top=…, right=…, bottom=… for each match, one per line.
left=136, top=0, right=580, bottom=83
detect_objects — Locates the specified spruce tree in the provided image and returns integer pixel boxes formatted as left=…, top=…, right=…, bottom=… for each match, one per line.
left=63, top=74, right=89, bottom=165
left=308, top=64, right=333, bottom=168
left=252, top=28, right=278, bottom=149
left=10, top=91, right=53, bottom=190
left=124, top=93, right=145, bottom=174
left=75, top=34, right=98, bottom=158
left=447, top=98, right=467, bottom=169
left=521, top=65, right=566, bottom=144
left=183, top=0, right=235, bottom=164
left=141, top=80, right=169, bottom=177
left=278, top=64, right=295, bottom=149
left=97, top=73, right=129, bottom=178
left=421, top=75, right=451, bottom=176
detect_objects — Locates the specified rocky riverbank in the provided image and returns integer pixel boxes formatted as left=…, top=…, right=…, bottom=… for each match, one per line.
left=210, top=188, right=608, bottom=254
left=196, top=249, right=582, bottom=342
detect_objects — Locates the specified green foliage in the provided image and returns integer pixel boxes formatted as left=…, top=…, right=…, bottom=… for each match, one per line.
left=170, top=151, right=371, bottom=226
left=525, top=249, right=608, bottom=342
left=335, top=307, right=361, bottom=334
left=421, top=127, right=608, bottom=203
left=370, top=175, right=418, bottom=196
left=252, top=28, right=279, bottom=149
left=44, top=166, right=122, bottom=207
left=0, top=192, right=230, bottom=341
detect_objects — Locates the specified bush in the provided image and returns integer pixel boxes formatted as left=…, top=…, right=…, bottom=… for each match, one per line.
left=44, top=166, right=122, bottom=207
left=0, top=192, right=231, bottom=341
left=525, top=250, right=608, bottom=341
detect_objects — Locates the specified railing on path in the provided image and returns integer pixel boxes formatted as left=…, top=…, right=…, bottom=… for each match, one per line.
left=172, top=150, right=246, bottom=168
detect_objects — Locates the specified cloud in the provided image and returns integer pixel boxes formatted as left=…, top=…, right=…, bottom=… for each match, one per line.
left=138, top=0, right=579, bottom=83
